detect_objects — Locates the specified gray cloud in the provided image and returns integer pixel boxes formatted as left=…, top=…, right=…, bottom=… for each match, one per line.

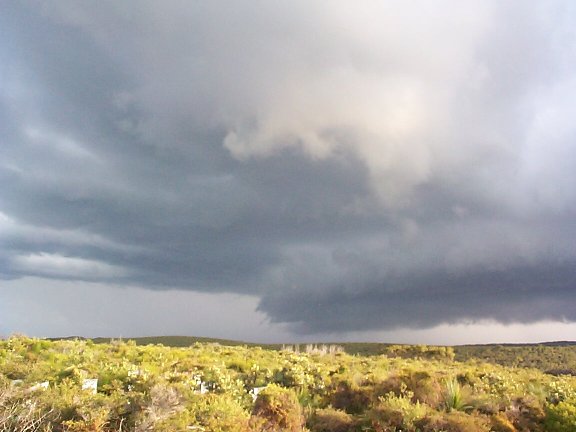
left=259, top=261, right=576, bottom=334
left=1, top=1, right=575, bottom=336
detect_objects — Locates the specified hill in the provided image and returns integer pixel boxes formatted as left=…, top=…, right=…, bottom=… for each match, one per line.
left=2, top=335, right=576, bottom=431
left=49, top=336, right=576, bottom=375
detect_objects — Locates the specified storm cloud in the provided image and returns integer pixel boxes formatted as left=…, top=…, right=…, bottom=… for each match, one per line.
left=1, top=1, right=575, bottom=338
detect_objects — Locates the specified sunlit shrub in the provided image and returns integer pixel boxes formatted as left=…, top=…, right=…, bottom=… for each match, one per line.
left=546, top=378, right=575, bottom=404
left=544, top=397, right=576, bottom=432
left=172, top=394, right=252, bottom=432
left=251, top=384, right=305, bottom=431
left=415, top=410, right=491, bottom=432
left=203, top=365, right=250, bottom=406
left=490, top=412, right=517, bottom=432
left=273, top=354, right=327, bottom=393
left=442, top=377, right=472, bottom=412
left=365, top=390, right=427, bottom=432
left=1, top=337, right=574, bottom=432
left=246, top=363, right=273, bottom=388
left=62, top=406, right=111, bottom=432
left=307, top=407, right=356, bottom=432
left=39, top=380, right=129, bottom=431
left=133, top=383, right=184, bottom=431
left=375, top=369, right=442, bottom=407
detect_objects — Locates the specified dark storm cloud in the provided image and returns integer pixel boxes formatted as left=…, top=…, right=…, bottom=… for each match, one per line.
left=1, top=1, right=575, bottom=334
left=259, top=262, right=576, bottom=334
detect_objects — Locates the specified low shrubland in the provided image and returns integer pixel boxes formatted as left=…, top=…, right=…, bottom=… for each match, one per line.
left=0, top=336, right=575, bottom=431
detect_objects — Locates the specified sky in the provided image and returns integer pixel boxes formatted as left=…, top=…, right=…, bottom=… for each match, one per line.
left=1, top=1, right=576, bottom=344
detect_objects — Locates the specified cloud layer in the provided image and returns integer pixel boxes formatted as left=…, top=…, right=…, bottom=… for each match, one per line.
left=1, top=1, right=575, bottom=336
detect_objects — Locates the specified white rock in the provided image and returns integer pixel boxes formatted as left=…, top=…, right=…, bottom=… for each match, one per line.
left=29, top=381, right=49, bottom=391
left=82, top=378, right=98, bottom=394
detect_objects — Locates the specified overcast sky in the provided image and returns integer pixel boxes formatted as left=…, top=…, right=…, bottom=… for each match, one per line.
left=1, top=1, right=576, bottom=344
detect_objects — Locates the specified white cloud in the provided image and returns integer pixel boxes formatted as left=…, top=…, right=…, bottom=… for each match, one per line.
left=36, top=1, right=574, bottom=211
left=25, top=127, right=100, bottom=160
left=0, top=211, right=141, bottom=253
left=11, top=253, right=129, bottom=280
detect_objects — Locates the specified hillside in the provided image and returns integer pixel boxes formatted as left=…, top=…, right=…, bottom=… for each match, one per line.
left=66, top=336, right=576, bottom=375
left=2, top=336, right=576, bottom=431
left=454, top=343, right=576, bottom=375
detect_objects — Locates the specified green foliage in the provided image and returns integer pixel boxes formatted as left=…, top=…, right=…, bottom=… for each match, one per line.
left=1, top=335, right=575, bottom=431
left=455, top=343, right=576, bottom=374
left=366, top=390, right=428, bottom=431
left=60, top=336, right=576, bottom=373
left=545, top=397, right=576, bottom=432
left=442, top=377, right=472, bottom=412
left=188, top=394, right=251, bottom=432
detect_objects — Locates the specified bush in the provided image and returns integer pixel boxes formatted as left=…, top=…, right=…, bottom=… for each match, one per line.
left=134, top=383, right=184, bottom=431
left=0, top=384, right=55, bottom=431
left=365, top=391, right=427, bottom=432
left=308, top=407, right=356, bottom=432
left=375, top=370, right=442, bottom=407
left=507, top=396, right=545, bottom=432
left=442, top=377, right=472, bottom=412
left=251, top=384, right=305, bottom=431
left=415, top=411, right=491, bottom=432
left=329, top=381, right=371, bottom=414
left=490, top=412, right=517, bottom=432
left=0, top=337, right=573, bottom=432
left=189, top=394, right=251, bottom=432
left=545, top=397, right=576, bottom=432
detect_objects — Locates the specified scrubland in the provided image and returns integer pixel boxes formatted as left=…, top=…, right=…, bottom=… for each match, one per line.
left=1, top=336, right=575, bottom=431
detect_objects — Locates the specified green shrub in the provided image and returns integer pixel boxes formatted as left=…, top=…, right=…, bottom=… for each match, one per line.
left=365, top=390, right=427, bottom=432
left=442, top=377, right=472, bottom=412
left=0, top=337, right=573, bottom=432
left=376, top=369, right=442, bottom=407
left=186, top=394, right=251, bottom=432
left=545, top=397, right=576, bottom=432
left=62, top=406, right=111, bottom=432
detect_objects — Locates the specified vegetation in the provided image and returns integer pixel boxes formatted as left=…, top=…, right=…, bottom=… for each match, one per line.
left=454, top=344, right=576, bottom=375
left=66, top=337, right=576, bottom=375
left=1, top=336, right=575, bottom=431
